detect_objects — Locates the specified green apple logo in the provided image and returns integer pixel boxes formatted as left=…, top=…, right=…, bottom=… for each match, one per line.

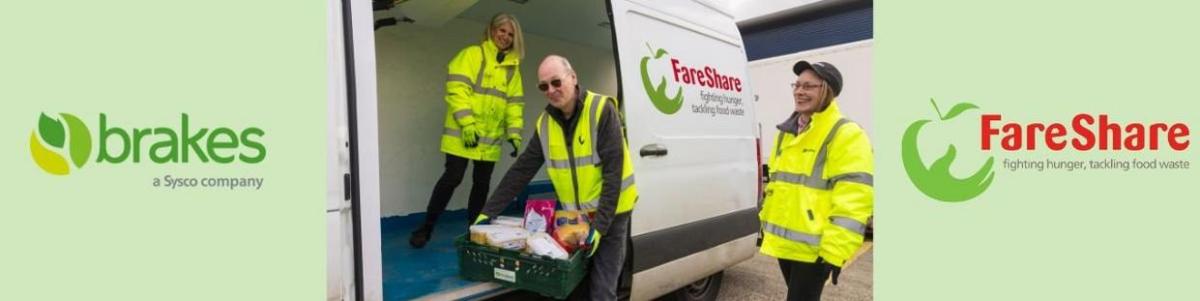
left=902, top=99, right=994, bottom=202
left=640, top=43, right=683, bottom=114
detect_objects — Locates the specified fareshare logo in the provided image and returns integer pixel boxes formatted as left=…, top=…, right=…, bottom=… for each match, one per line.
left=901, top=99, right=995, bottom=202
left=640, top=43, right=684, bottom=114
left=30, top=113, right=93, bottom=175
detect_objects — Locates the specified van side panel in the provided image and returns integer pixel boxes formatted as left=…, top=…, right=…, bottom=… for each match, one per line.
left=611, top=0, right=759, bottom=298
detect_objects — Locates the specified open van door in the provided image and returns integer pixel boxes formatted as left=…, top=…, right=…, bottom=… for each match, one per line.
left=327, top=0, right=357, bottom=300
left=609, top=0, right=761, bottom=300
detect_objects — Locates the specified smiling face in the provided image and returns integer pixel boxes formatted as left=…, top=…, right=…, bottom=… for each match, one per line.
left=490, top=21, right=515, bottom=51
left=792, top=70, right=829, bottom=114
left=538, top=56, right=578, bottom=115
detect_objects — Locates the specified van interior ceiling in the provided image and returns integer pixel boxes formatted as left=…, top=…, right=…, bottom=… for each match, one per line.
left=371, top=0, right=618, bottom=299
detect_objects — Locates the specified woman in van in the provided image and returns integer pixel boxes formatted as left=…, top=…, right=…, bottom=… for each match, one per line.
left=759, top=61, right=874, bottom=300
left=410, top=13, right=527, bottom=248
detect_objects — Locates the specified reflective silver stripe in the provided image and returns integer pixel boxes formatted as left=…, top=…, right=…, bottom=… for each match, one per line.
left=576, top=200, right=598, bottom=211
left=548, top=156, right=600, bottom=169
left=505, top=66, right=515, bottom=85
left=771, top=171, right=833, bottom=190
left=559, top=201, right=597, bottom=211
left=473, top=45, right=487, bottom=91
left=508, top=96, right=523, bottom=104
left=453, top=109, right=473, bottom=120
left=762, top=222, right=821, bottom=246
left=479, top=136, right=503, bottom=145
left=830, top=217, right=867, bottom=235
left=446, top=74, right=473, bottom=86
left=770, top=118, right=855, bottom=191
left=477, top=87, right=511, bottom=100
left=548, top=159, right=572, bottom=169
left=809, top=119, right=850, bottom=180
left=507, top=127, right=521, bottom=136
left=831, top=172, right=873, bottom=187
left=444, top=128, right=501, bottom=145
left=573, top=155, right=600, bottom=167
left=621, top=175, right=635, bottom=191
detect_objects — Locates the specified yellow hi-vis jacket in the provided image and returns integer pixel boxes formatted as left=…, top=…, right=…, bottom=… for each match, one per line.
left=536, top=91, right=638, bottom=214
left=760, top=101, right=874, bottom=267
left=441, top=39, right=524, bottom=162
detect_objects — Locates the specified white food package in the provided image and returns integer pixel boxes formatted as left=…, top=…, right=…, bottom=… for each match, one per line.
left=492, top=216, right=524, bottom=228
left=524, top=210, right=549, bottom=233
left=525, top=232, right=569, bottom=260
left=469, top=225, right=529, bottom=250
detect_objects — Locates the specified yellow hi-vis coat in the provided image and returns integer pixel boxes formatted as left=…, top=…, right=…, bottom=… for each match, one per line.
left=441, top=39, right=524, bottom=162
left=760, top=101, right=874, bottom=267
left=535, top=91, right=638, bottom=214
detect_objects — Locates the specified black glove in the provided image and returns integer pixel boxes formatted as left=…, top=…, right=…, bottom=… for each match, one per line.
left=507, top=135, right=521, bottom=158
left=819, top=257, right=842, bottom=285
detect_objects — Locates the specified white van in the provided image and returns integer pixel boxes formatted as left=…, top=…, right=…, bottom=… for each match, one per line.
left=326, top=1, right=762, bottom=300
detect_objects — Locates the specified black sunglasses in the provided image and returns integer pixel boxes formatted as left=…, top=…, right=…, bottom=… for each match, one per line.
left=537, top=79, right=563, bottom=92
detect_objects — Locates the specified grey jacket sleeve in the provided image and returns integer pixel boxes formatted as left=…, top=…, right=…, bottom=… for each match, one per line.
left=593, top=101, right=625, bottom=236
left=481, top=131, right=545, bottom=218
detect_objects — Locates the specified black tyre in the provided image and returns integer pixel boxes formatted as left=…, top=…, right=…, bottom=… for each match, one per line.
left=661, top=271, right=724, bottom=301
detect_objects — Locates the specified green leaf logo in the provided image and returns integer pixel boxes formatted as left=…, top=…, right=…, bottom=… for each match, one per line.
left=640, top=43, right=684, bottom=114
left=30, top=113, right=92, bottom=175
left=901, top=99, right=995, bottom=202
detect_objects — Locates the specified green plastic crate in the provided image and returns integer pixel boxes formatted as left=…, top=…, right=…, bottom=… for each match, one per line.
left=455, top=234, right=588, bottom=299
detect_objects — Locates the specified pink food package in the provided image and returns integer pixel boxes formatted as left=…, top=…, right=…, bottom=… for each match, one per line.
left=524, top=199, right=556, bottom=233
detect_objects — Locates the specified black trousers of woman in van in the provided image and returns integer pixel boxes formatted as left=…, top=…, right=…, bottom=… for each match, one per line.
left=410, top=154, right=494, bottom=248
left=778, top=258, right=832, bottom=301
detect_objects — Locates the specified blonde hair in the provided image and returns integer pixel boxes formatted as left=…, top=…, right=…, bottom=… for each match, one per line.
left=817, top=81, right=836, bottom=112
left=484, top=13, right=525, bottom=60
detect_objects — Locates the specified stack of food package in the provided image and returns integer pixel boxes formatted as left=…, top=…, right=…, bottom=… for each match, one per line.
left=467, top=199, right=592, bottom=260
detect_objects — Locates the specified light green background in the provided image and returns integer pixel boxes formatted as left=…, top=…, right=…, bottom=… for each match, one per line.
left=878, top=0, right=1200, bottom=299
left=1, top=0, right=326, bottom=299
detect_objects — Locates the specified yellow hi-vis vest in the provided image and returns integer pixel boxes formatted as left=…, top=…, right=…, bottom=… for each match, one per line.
left=760, top=102, right=874, bottom=267
left=536, top=91, right=637, bottom=214
left=441, top=39, right=525, bottom=162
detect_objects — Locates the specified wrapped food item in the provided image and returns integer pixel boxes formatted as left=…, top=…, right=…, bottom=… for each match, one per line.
left=526, top=232, right=569, bottom=260
left=552, top=210, right=590, bottom=252
left=524, top=199, right=556, bottom=233
left=468, top=225, right=529, bottom=250
left=492, top=216, right=524, bottom=228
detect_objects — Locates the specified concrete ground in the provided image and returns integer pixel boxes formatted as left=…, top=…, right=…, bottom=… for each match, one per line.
left=717, top=242, right=873, bottom=301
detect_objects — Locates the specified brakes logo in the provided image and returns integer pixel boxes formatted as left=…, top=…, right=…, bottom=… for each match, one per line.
left=30, top=113, right=93, bottom=175
left=640, top=44, right=684, bottom=114
left=901, top=99, right=995, bottom=202
left=29, top=113, right=267, bottom=176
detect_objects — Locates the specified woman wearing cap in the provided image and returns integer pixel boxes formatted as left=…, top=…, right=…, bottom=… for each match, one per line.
left=759, top=61, right=874, bottom=300
left=410, top=13, right=527, bottom=248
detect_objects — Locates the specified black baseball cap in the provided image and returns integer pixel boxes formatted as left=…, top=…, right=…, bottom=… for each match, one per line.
left=792, top=61, right=843, bottom=96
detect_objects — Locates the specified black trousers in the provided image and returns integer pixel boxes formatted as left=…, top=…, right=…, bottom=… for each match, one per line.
left=778, top=258, right=831, bottom=301
left=421, top=154, right=495, bottom=228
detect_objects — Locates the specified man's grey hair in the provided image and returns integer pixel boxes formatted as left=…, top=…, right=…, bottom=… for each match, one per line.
left=545, top=54, right=575, bottom=74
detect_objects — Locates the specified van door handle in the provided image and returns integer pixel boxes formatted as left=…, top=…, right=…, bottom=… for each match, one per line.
left=639, top=144, right=668, bottom=157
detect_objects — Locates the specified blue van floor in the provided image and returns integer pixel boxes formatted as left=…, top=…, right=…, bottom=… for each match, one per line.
left=382, top=181, right=556, bottom=300
left=381, top=210, right=476, bottom=301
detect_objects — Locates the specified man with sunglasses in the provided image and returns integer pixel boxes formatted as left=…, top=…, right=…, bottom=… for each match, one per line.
left=475, top=55, right=637, bottom=301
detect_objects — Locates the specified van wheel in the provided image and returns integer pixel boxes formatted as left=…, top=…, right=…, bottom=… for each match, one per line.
left=663, top=271, right=723, bottom=301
